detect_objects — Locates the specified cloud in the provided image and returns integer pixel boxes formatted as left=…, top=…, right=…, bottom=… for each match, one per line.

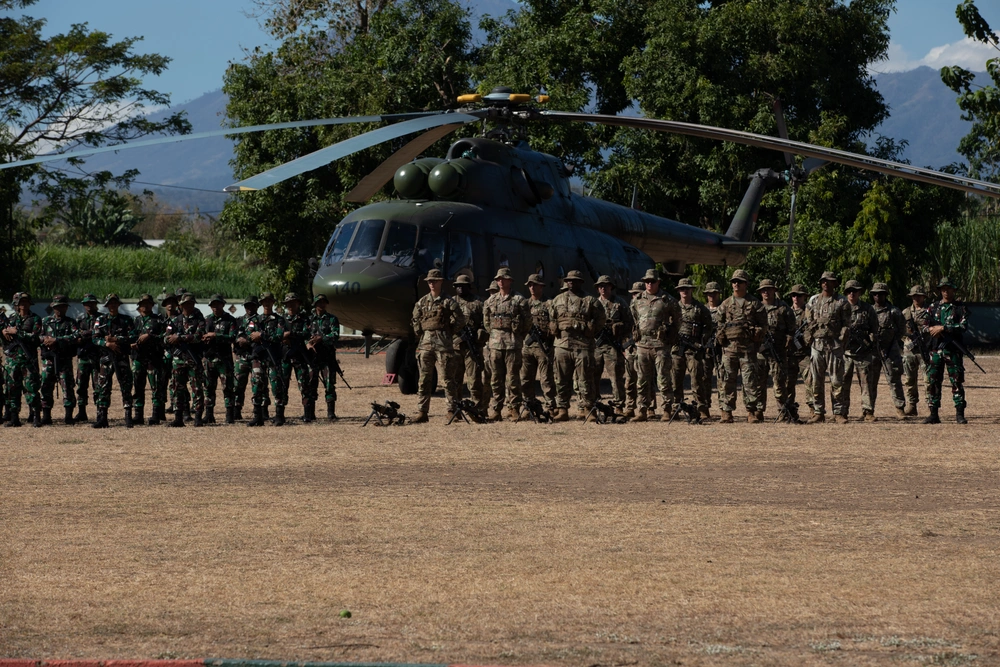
left=874, top=37, right=997, bottom=73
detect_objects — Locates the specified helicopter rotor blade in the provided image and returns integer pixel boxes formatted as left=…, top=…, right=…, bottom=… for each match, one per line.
left=543, top=111, right=1000, bottom=199
left=771, top=98, right=794, bottom=168
left=803, top=156, right=829, bottom=175
left=345, top=123, right=465, bottom=203
left=785, top=186, right=797, bottom=274
left=0, top=111, right=448, bottom=172
left=224, top=112, right=482, bottom=192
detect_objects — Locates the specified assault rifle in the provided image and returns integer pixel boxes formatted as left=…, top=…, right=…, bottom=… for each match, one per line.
left=944, top=336, right=986, bottom=374
left=333, top=359, right=353, bottom=390
left=906, top=316, right=931, bottom=365
left=791, top=321, right=808, bottom=354
left=522, top=397, right=552, bottom=423
left=460, top=324, right=485, bottom=371
left=677, top=333, right=704, bottom=358
left=363, top=400, right=407, bottom=426
left=587, top=400, right=628, bottom=424
left=526, top=324, right=552, bottom=356
left=667, top=400, right=702, bottom=425
left=760, top=332, right=783, bottom=362
left=596, top=324, right=626, bottom=355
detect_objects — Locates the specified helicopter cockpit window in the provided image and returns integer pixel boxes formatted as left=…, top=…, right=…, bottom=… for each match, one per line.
left=381, top=221, right=417, bottom=267
left=447, top=233, right=473, bottom=279
left=323, top=221, right=358, bottom=266
left=345, top=219, right=386, bottom=260
left=416, top=227, right=446, bottom=275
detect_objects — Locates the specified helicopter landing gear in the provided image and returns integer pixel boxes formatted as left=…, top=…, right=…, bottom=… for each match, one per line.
left=386, top=339, right=419, bottom=395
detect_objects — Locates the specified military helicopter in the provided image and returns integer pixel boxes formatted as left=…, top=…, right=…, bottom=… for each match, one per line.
left=6, top=86, right=1000, bottom=393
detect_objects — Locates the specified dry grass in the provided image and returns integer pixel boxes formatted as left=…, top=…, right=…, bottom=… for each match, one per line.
left=2, top=351, right=1000, bottom=666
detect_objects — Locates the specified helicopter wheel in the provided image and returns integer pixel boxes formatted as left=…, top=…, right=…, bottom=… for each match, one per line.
left=386, top=339, right=419, bottom=395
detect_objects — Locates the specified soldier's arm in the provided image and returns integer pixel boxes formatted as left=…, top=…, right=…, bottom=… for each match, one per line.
left=451, top=300, right=467, bottom=331
left=517, top=299, right=533, bottom=336
left=664, top=298, right=681, bottom=341
left=547, top=301, right=559, bottom=337
left=782, top=308, right=796, bottom=349
left=482, top=299, right=493, bottom=334
left=591, top=298, right=608, bottom=336
left=323, top=316, right=341, bottom=345
left=411, top=302, right=424, bottom=338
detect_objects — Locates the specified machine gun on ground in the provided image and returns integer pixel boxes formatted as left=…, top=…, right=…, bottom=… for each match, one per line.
left=667, top=400, right=702, bottom=425
left=522, top=397, right=552, bottom=423
left=586, top=400, right=628, bottom=424
left=446, top=398, right=488, bottom=424
left=363, top=400, right=407, bottom=426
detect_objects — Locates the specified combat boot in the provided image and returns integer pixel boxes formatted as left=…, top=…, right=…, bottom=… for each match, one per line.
left=92, top=408, right=109, bottom=429
left=412, top=411, right=429, bottom=424
left=40, top=407, right=52, bottom=425
left=247, top=405, right=264, bottom=427
left=303, top=400, right=316, bottom=423
left=923, top=406, right=940, bottom=424
left=124, top=407, right=134, bottom=429
left=148, top=406, right=162, bottom=426
left=134, top=406, right=143, bottom=426
left=184, top=408, right=193, bottom=422
left=225, top=406, right=235, bottom=424
left=5, top=410, right=21, bottom=427
left=233, top=406, right=243, bottom=421
left=487, top=408, right=501, bottom=422
left=167, top=408, right=185, bottom=427
left=629, top=408, right=648, bottom=423
left=194, top=409, right=204, bottom=427
left=956, top=405, right=967, bottom=424
left=264, top=405, right=271, bottom=423
left=64, top=407, right=75, bottom=426
left=75, top=405, right=89, bottom=423
left=699, top=407, right=711, bottom=421
left=326, top=400, right=337, bottom=421
left=203, top=407, right=216, bottom=424
left=623, top=407, right=635, bottom=420
left=660, top=409, right=674, bottom=422
left=718, top=411, right=733, bottom=423
left=273, top=405, right=285, bottom=427
left=904, top=403, right=917, bottom=416
left=834, top=414, right=849, bottom=424
left=747, top=412, right=761, bottom=424
left=863, top=412, right=877, bottom=423
left=807, top=413, right=825, bottom=424
left=506, top=407, right=520, bottom=422
left=896, top=407, right=906, bottom=420
left=552, top=408, right=570, bottom=422
left=756, top=410, right=765, bottom=422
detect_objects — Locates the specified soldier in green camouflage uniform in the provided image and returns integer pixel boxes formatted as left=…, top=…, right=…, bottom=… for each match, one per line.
left=203, top=294, right=239, bottom=424
left=164, top=293, right=206, bottom=427
left=232, top=295, right=259, bottom=421
left=593, top=275, right=632, bottom=412
left=628, top=269, right=679, bottom=422
left=715, top=270, right=768, bottom=423
left=702, top=282, right=723, bottom=418
left=411, top=268, right=466, bottom=423
left=281, top=293, right=316, bottom=423
left=39, top=295, right=77, bottom=425
left=246, top=292, right=286, bottom=426
left=805, top=271, right=852, bottom=423
left=451, top=275, right=487, bottom=411
left=921, top=277, right=969, bottom=424
left=0, top=307, right=6, bottom=423
left=74, top=293, right=101, bottom=423
left=131, top=294, right=168, bottom=426
left=548, top=270, right=606, bottom=421
left=92, top=294, right=136, bottom=429
left=670, top=278, right=713, bottom=418
left=842, top=280, right=879, bottom=422
left=159, top=291, right=180, bottom=417
left=757, top=279, right=796, bottom=421
left=521, top=273, right=556, bottom=416
left=483, top=268, right=532, bottom=421
left=306, top=294, right=341, bottom=420
left=622, top=281, right=644, bottom=419
left=902, top=285, right=929, bottom=416
left=3, top=293, right=43, bottom=428
left=784, top=285, right=812, bottom=421
left=870, top=282, right=907, bottom=420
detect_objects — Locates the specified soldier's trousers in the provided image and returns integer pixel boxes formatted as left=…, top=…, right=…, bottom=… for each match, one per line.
left=635, top=346, right=671, bottom=412
left=624, top=350, right=638, bottom=411
left=521, top=344, right=556, bottom=411
left=282, top=358, right=314, bottom=407
left=76, top=356, right=99, bottom=407
left=593, top=344, right=626, bottom=406
left=452, top=345, right=486, bottom=409
left=204, top=356, right=235, bottom=409
left=880, top=347, right=905, bottom=410
left=925, top=349, right=966, bottom=409
left=554, top=346, right=596, bottom=411
left=249, top=358, right=274, bottom=407
left=95, top=354, right=133, bottom=409
left=170, top=355, right=205, bottom=414
left=488, top=347, right=523, bottom=413
left=132, top=357, right=167, bottom=409
left=810, top=345, right=846, bottom=416
left=4, top=356, right=40, bottom=414
left=718, top=350, right=762, bottom=413
left=786, top=354, right=813, bottom=413
left=902, top=349, right=924, bottom=407
left=670, top=350, right=706, bottom=409
left=40, top=356, right=75, bottom=409
left=306, top=356, right=337, bottom=403
left=843, top=353, right=878, bottom=415
left=758, top=354, right=788, bottom=414
left=233, top=355, right=253, bottom=409
left=416, top=348, right=457, bottom=414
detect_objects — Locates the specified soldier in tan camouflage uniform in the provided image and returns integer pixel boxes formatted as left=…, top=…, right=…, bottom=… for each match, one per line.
left=451, top=274, right=487, bottom=411
left=757, top=279, right=796, bottom=421
left=870, top=282, right=907, bottom=419
left=593, top=275, right=632, bottom=411
left=548, top=270, right=606, bottom=422
left=901, top=285, right=929, bottom=416
left=629, top=268, right=681, bottom=422
left=841, top=280, right=879, bottom=422
left=671, top=278, right=713, bottom=418
left=785, top=285, right=813, bottom=421
left=622, top=281, right=643, bottom=419
left=715, top=270, right=768, bottom=423
left=702, top=282, right=723, bottom=418
left=483, top=268, right=532, bottom=420
left=410, top=269, right=466, bottom=423
left=521, top=274, right=556, bottom=415
left=805, top=271, right=852, bottom=423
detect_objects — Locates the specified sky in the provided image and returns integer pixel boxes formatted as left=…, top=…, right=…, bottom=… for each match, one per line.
left=8, top=0, right=996, bottom=108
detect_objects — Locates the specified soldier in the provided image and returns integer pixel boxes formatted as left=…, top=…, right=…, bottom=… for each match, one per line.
left=593, top=275, right=632, bottom=411
left=410, top=268, right=466, bottom=423
left=281, top=293, right=316, bottom=422
left=164, top=293, right=206, bottom=427
left=702, top=282, right=723, bottom=417
left=622, top=281, right=644, bottom=419
left=0, top=306, right=6, bottom=423
left=74, top=293, right=101, bottom=423
left=842, top=280, right=879, bottom=422
left=203, top=294, right=239, bottom=424
left=451, top=274, right=487, bottom=411
left=902, top=285, right=929, bottom=416
left=483, top=280, right=498, bottom=398
left=3, top=292, right=42, bottom=428
left=628, top=268, right=679, bottom=422
left=870, top=282, right=907, bottom=420
left=131, top=294, right=167, bottom=426
left=757, top=279, right=796, bottom=421
left=246, top=292, right=286, bottom=427
left=922, top=277, right=969, bottom=424
left=39, top=295, right=78, bottom=425
left=232, top=295, right=260, bottom=421
left=671, top=278, right=713, bottom=418
left=804, top=271, right=852, bottom=423
left=715, top=270, right=768, bottom=423
left=306, top=294, right=341, bottom=420
left=785, top=285, right=813, bottom=421
left=92, top=294, right=135, bottom=429
left=520, top=274, right=556, bottom=416
left=547, top=270, right=606, bottom=421
left=483, top=268, right=532, bottom=420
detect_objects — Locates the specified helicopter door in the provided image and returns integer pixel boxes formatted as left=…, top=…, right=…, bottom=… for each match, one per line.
left=490, top=237, right=526, bottom=284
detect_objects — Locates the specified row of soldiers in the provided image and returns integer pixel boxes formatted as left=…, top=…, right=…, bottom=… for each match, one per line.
left=410, top=266, right=970, bottom=424
left=1, top=290, right=342, bottom=428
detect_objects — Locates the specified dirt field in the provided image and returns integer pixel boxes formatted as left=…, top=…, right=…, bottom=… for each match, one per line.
left=2, top=350, right=999, bottom=666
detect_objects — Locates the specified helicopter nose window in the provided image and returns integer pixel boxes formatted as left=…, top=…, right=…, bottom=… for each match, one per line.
left=323, top=221, right=358, bottom=266
left=447, top=233, right=473, bottom=279
left=416, top=227, right=446, bottom=275
left=345, top=219, right=386, bottom=260
left=381, top=221, right=417, bottom=267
